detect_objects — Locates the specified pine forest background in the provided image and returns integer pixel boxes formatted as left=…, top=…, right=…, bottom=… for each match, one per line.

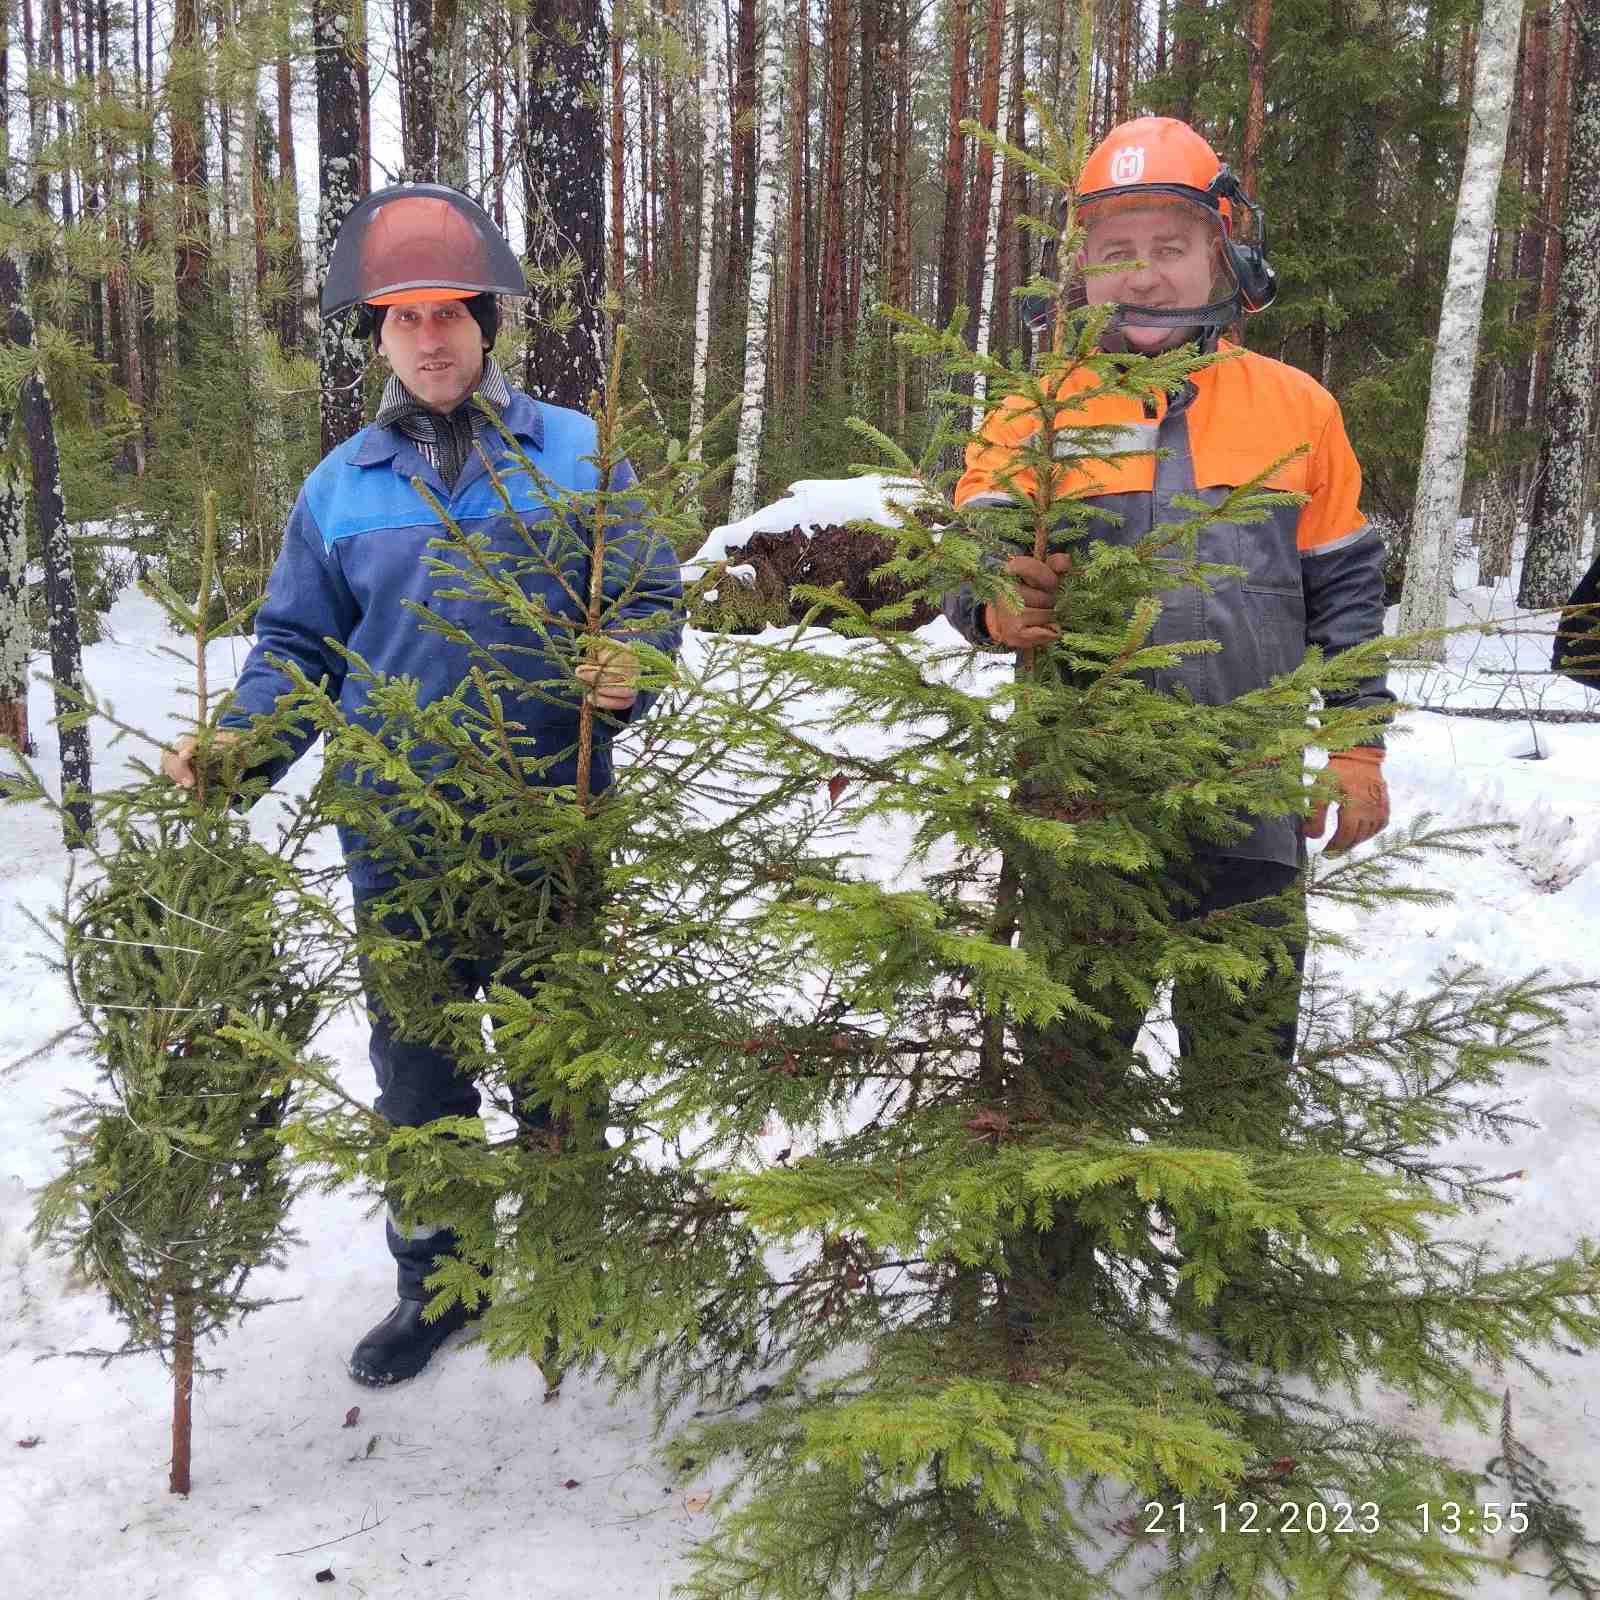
left=0, top=0, right=1595, bottom=743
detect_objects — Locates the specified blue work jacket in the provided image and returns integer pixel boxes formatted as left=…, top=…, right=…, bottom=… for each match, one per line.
left=220, top=391, right=683, bottom=887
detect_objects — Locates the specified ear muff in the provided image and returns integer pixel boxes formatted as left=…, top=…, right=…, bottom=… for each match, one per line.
left=1207, top=166, right=1276, bottom=314
left=1225, top=241, right=1277, bottom=313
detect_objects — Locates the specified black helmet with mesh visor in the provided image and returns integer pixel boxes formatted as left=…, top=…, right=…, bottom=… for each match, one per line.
left=320, top=184, right=528, bottom=319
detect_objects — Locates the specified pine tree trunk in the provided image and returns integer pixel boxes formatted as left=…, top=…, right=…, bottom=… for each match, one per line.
left=647, top=48, right=660, bottom=304
left=1115, top=0, right=1133, bottom=124
left=0, top=115, right=90, bottom=836
left=1508, top=6, right=1550, bottom=439
left=728, top=0, right=783, bottom=521
left=688, top=6, right=723, bottom=463
left=1173, top=0, right=1204, bottom=125
left=1476, top=468, right=1517, bottom=583
left=170, top=1289, right=194, bottom=1495
left=48, top=0, right=71, bottom=231
left=0, top=9, right=26, bottom=757
left=965, top=0, right=1006, bottom=350
left=491, top=6, right=506, bottom=230
left=400, top=0, right=438, bottom=179
left=738, top=0, right=758, bottom=288
left=994, top=3, right=1027, bottom=356
left=609, top=18, right=625, bottom=311
left=666, top=1, right=683, bottom=286
left=133, top=0, right=160, bottom=431
left=1399, top=0, right=1524, bottom=655
left=20, top=325, right=92, bottom=845
left=277, top=51, right=306, bottom=354
left=435, top=0, right=467, bottom=189
left=1530, top=1, right=1576, bottom=430
left=892, top=0, right=911, bottom=426
left=817, top=0, right=849, bottom=382
left=1242, top=0, right=1273, bottom=199
left=1520, top=0, right=1600, bottom=607
left=23, top=0, right=46, bottom=214
left=171, top=0, right=208, bottom=352
left=355, top=0, right=372, bottom=192
left=784, top=0, right=811, bottom=410
left=314, top=0, right=366, bottom=455
left=522, top=0, right=608, bottom=411
left=857, top=0, right=885, bottom=420
left=937, top=0, right=972, bottom=329
left=231, top=37, right=287, bottom=574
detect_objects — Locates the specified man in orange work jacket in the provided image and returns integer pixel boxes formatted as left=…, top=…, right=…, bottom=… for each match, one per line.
left=944, top=117, right=1395, bottom=1147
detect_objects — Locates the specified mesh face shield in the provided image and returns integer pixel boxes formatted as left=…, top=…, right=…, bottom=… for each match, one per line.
left=1076, top=190, right=1241, bottom=330
left=320, top=185, right=528, bottom=318
left=1022, top=167, right=1275, bottom=340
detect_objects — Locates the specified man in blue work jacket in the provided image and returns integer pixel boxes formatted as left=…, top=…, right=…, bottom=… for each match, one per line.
left=162, top=185, right=683, bottom=1386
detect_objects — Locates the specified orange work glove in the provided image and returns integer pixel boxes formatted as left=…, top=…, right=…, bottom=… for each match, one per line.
left=1304, top=746, right=1390, bottom=855
left=983, top=552, right=1070, bottom=649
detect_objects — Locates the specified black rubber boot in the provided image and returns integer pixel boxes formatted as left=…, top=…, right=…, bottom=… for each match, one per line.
left=348, top=1296, right=482, bottom=1387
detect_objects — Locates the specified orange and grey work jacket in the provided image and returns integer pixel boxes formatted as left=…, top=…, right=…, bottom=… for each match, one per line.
left=943, top=341, right=1395, bottom=867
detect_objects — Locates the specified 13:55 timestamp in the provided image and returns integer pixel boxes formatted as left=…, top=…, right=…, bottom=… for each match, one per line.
left=1140, top=1501, right=1530, bottom=1536
left=1418, top=1502, right=1530, bottom=1536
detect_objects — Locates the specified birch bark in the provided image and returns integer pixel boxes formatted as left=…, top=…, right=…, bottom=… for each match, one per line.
left=687, top=4, right=723, bottom=464
left=1520, top=0, right=1600, bottom=606
left=971, top=32, right=1013, bottom=425
left=1399, top=0, right=1523, bottom=653
left=728, top=0, right=783, bottom=522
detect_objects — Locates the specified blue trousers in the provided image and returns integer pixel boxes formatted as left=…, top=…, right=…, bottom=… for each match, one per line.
left=353, top=883, right=559, bottom=1300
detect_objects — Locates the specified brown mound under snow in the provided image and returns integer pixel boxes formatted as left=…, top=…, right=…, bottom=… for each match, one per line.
left=717, top=524, right=938, bottom=632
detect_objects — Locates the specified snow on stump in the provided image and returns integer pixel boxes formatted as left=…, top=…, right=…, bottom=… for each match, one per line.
left=689, top=523, right=938, bottom=635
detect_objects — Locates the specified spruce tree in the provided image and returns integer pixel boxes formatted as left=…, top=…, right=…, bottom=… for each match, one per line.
left=232, top=139, right=1600, bottom=1600
left=648, top=88, right=1599, bottom=1600
left=21, top=497, right=348, bottom=1495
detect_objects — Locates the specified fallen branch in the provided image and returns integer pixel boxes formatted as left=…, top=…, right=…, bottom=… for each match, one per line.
left=1412, top=705, right=1600, bottom=724
left=274, top=1513, right=387, bottom=1558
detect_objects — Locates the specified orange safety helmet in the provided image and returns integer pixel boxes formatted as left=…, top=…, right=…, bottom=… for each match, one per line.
left=320, top=183, right=527, bottom=321
left=1025, top=117, right=1275, bottom=337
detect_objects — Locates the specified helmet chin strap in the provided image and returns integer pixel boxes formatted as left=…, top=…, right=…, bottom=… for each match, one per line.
left=1110, top=292, right=1241, bottom=330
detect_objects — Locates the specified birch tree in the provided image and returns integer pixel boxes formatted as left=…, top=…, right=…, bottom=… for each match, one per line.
left=1399, top=0, right=1524, bottom=654
left=314, top=0, right=366, bottom=455
left=728, top=0, right=783, bottom=522
left=971, top=12, right=1013, bottom=424
left=1520, top=0, right=1600, bottom=607
left=687, top=4, right=724, bottom=464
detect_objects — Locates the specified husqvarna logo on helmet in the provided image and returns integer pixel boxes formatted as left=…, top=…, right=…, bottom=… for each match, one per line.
left=1109, top=145, right=1146, bottom=184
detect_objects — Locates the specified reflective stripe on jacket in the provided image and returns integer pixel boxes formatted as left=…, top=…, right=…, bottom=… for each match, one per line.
left=943, top=343, right=1394, bottom=866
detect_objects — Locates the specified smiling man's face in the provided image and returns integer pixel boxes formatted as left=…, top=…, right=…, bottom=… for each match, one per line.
left=1079, top=204, right=1222, bottom=351
left=376, top=298, right=487, bottom=412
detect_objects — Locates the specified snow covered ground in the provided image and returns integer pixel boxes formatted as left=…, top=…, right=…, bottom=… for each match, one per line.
left=3, top=485, right=1598, bottom=1598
